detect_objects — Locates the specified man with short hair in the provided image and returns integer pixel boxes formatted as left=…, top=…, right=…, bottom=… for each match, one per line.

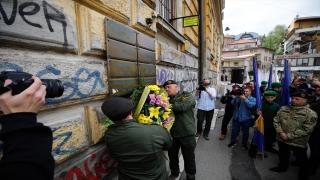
left=194, top=79, right=216, bottom=140
left=163, top=80, right=196, bottom=180
left=269, top=91, right=317, bottom=180
left=228, top=86, right=256, bottom=150
left=102, top=97, right=172, bottom=180
left=269, top=82, right=282, bottom=105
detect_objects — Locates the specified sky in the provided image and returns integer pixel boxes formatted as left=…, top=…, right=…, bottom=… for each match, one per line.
left=222, top=0, right=320, bottom=37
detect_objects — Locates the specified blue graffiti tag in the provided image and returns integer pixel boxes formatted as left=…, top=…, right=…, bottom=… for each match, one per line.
left=157, top=69, right=174, bottom=85
left=52, top=129, right=79, bottom=156
left=0, top=62, right=23, bottom=72
left=36, top=65, right=61, bottom=77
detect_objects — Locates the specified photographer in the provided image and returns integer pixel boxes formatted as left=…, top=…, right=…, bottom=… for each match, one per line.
left=228, top=86, right=256, bottom=150
left=0, top=76, right=54, bottom=180
left=194, top=79, right=216, bottom=140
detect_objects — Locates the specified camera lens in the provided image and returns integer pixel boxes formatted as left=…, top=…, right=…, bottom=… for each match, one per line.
left=41, top=79, right=64, bottom=98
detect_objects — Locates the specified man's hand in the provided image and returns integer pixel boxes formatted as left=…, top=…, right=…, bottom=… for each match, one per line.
left=279, top=132, right=289, bottom=141
left=231, top=95, right=236, bottom=99
left=0, top=76, right=46, bottom=115
left=239, top=94, right=246, bottom=100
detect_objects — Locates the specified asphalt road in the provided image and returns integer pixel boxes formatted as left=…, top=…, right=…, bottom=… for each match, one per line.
left=171, top=99, right=320, bottom=180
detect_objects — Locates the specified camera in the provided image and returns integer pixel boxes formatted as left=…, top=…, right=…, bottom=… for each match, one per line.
left=198, top=84, right=206, bottom=91
left=0, top=71, right=64, bottom=98
left=230, top=87, right=245, bottom=96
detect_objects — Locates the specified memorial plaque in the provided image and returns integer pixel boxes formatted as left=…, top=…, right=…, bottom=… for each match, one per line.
left=107, top=39, right=137, bottom=61
left=105, top=18, right=136, bottom=45
left=143, top=77, right=157, bottom=85
left=109, top=59, right=138, bottom=77
left=138, top=48, right=155, bottom=64
left=109, top=78, right=139, bottom=96
left=139, top=63, right=156, bottom=77
left=137, top=33, right=155, bottom=51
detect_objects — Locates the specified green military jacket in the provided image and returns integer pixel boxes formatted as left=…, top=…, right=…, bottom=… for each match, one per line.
left=169, top=91, right=196, bottom=138
left=273, top=104, right=318, bottom=148
left=105, top=120, right=172, bottom=180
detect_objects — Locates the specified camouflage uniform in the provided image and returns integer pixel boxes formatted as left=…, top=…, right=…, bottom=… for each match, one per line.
left=272, top=104, right=317, bottom=179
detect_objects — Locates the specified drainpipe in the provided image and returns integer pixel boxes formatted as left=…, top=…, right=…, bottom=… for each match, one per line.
left=198, top=0, right=204, bottom=84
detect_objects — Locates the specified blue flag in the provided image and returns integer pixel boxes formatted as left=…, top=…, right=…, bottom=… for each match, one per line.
left=253, top=57, right=261, bottom=109
left=281, top=59, right=291, bottom=106
left=267, top=64, right=272, bottom=89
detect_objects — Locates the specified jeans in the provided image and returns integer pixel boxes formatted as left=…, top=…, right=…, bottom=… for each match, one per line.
left=231, top=119, right=251, bottom=143
left=196, top=109, right=214, bottom=136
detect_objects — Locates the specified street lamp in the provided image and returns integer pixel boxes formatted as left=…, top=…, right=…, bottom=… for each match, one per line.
left=225, top=26, right=230, bottom=31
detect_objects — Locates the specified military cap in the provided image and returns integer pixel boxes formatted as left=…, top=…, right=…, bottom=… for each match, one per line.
left=163, top=80, right=177, bottom=87
left=271, top=82, right=282, bottom=88
left=260, top=84, right=266, bottom=88
left=232, top=84, right=240, bottom=88
left=263, top=90, right=276, bottom=96
left=290, top=91, right=310, bottom=99
left=261, top=81, right=268, bottom=85
left=101, top=97, right=133, bottom=121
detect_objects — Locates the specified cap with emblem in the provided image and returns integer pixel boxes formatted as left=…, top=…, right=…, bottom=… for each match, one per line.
left=263, top=90, right=276, bottom=96
left=290, top=91, right=310, bottom=99
left=101, top=97, right=134, bottom=121
left=163, top=80, right=177, bottom=87
left=271, top=82, right=282, bottom=88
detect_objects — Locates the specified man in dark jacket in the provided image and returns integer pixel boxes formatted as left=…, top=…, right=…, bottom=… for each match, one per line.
left=308, top=82, right=320, bottom=175
left=163, top=80, right=197, bottom=180
left=102, top=97, right=172, bottom=180
left=0, top=76, right=54, bottom=180
left=269, top=82, right=282, bottom=105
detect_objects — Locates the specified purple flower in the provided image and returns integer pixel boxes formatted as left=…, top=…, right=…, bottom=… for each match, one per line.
left=149, top=94, right=156, bottom=105
left=156, top=95, right=162, bottom=105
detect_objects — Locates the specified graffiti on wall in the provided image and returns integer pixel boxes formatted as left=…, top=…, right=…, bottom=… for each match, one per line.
left=56, top=149, right=117, bottom=180
left=156, top=67, right=174, bottom=85
left=0, top=0, right=70, bottom=47
left=0, top=62, right=106, bottom=103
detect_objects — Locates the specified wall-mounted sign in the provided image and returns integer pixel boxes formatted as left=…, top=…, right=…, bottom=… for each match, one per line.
left=183, top=15, right=199, bottom=27
left=275, top=54, right=301, bottom=59
left=107, top=39, right=137, bottom=61
left=109, top=78, right=139, bottom=96
left=137, top=33, right=155, bottom=51
left=139, top=64, right=156, bottom=77
left=138, top=48, right=155, bottom=64
left=108, top=59, right=138, bottom=77
left=105, top=18, right=137, bottom=45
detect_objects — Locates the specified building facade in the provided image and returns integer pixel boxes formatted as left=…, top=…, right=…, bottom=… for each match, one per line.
left=275, top=16, right=320, bottom=81
left=0, top=0, right=224, bottom=179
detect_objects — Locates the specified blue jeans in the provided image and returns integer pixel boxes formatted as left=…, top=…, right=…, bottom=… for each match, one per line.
left=231, top=119, right=251, bottom=143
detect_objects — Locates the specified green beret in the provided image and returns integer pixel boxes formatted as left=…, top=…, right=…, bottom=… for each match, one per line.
left=261, top=81, right=268, bottom=85
left=163, top=80, right=177, bottom=87
left=271, top=82, right=282, bottom=88
left=101, top=97, right=133, bottom=121
left=290, top=91, right=310, bottom=99
left=263, top=90, right=276, bottom=96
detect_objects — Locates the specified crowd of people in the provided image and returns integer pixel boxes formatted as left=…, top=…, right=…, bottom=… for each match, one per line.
left=0, top=73, right=318, bottom=180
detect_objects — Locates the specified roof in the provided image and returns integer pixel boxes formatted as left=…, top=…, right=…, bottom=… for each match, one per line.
left=229, top=39, right=256, bottom=45
left=235, top=32, right=261, bottom=40
left=293, top=16, right=320, bottom=23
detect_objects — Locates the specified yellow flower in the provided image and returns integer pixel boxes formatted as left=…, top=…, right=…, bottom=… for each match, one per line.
left=165, top=104, right=172, bottom=111
left=138, top=114, right=153, bottom=124
left=149, top=106, right=161, bottom=119
left=162, top=112, right=170, bottom=119
left=148, top=85, right=160, bottom=92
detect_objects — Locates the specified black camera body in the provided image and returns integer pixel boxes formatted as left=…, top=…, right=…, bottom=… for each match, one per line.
left=198, top=84, right=206, bottom=91
left=0, top=71, right=64, bottom=98
left=230, top=87, right=245, bottom=96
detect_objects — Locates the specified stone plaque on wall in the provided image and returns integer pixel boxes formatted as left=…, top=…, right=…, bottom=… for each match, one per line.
left=137, top=33, right=155, bottom=51
left=139, top=63, right=156, bottom=77
left=108, top=59, right=138, bottom=77
left=143, top=77, right=157, bottom=85
left=107, top=39, right=137, bottom=61
left=105, top=18, right=137, bottom=45
left=109, top=78, right=139, bottom=96
left=138, top=48, right=155, bottom=64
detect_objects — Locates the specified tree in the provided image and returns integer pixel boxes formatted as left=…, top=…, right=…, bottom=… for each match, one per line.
left=262, top=25, right=287, bottom=55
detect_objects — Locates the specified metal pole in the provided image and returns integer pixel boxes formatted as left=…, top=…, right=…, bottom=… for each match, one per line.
left=198, top=0, right=204, bottom=84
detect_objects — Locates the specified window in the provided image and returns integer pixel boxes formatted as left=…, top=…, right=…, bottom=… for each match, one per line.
left=264, top=56, right=267, bottom=61
left=315, top=57, right=320, bottom=66
left=291, top=59, right=297, bottom=66
left=276, top=59, right=283, bottom=67
left=245, top=45, right=251, bottom=48
left=234, top=46, right=238, bottom=49
left=308, top=58, right=314, bottom=66
left=254, top=49, right=258, bottom=52
left=250, top=50, right=253, bottom=53
left=157, top=0, right=174, bottom=23
left=297, top=59, right=302, bottom=66
left=302, top=58, right=308, bottom=66
left=234, top=62, right=239, bottom=66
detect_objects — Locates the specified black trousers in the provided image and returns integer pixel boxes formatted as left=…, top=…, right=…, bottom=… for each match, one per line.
left=277, top=141, right=309, bottom=180
left=220, top=109, right=233, bottom=135
left=168, top=135, right=196, bottom=180
left=264, top=128, right=276, bottom=148
left=309, top=128, right=320, bottom=173
left=196, top=109, right=214, bottom=136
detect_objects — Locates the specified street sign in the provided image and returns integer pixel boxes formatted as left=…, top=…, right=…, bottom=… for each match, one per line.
left=183, top=15, right=199, bottom=27
left=275, top=54, right=300, bottom=59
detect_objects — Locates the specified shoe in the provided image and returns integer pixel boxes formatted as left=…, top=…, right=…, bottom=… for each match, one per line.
left=219, top=134, right=226, bottom=140
left=204, top=135, right=209, bottom=140
left=242, top=142, right=248, bottom=150
left=228, top=141, right=236, bottom=148
left=195, top=133, right=201, bottom=137
left=290, top=160, right=299, bottom=167
left=265, top=147, right=279, bottom=154
left=269, top=167, right=287, bottom=173
left=236, top=136, right=239, bottom=141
